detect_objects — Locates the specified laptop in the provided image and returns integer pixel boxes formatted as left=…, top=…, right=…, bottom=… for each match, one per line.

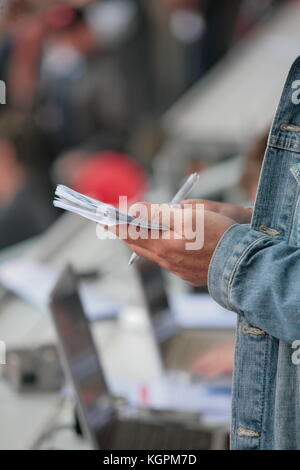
left=135, top=258, right=234, bottom=373
left=49, top=266, right=224, bottom=450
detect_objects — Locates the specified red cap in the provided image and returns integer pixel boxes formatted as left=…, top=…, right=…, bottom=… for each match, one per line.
left=45, top=4, right=77, bottom=31
left=73, top=151, right=148, bottom=207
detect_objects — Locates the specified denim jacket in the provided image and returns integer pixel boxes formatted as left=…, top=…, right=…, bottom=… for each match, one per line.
left=208, top=56, right=300, bottom=450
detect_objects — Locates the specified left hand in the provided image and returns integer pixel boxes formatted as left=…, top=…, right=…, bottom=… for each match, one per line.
left=108, top=202, right=235, bottom=286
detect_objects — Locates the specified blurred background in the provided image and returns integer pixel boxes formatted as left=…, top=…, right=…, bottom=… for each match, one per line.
left=0, top=0, right=296, bottom=451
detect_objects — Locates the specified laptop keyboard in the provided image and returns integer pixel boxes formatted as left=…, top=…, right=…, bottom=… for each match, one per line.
left=108, top=420, right=213, bottom=450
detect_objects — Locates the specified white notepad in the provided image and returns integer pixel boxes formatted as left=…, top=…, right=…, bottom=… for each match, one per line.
left=53, top=185, right=168, bottom=230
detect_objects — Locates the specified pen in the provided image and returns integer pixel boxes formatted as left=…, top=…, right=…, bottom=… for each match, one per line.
left=128, top=173, right=200, bottom=265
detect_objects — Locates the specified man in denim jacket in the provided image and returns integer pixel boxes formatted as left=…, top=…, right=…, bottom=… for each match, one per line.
left=116, top=57, right=300, bottom=449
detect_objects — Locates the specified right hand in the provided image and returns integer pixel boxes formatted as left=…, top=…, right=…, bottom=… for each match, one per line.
left=180, top=199, right=252, bottom=225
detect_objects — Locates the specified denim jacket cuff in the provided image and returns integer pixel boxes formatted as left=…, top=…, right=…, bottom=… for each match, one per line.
left=208, top=224, right=265, bottom=311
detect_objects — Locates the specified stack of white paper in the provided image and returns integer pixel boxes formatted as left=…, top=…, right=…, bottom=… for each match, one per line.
left=54, top=185, right=168, bottom=230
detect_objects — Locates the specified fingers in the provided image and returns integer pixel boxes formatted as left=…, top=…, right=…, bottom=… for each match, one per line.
left=129, top=202, right=183, bottom=233
left=105, top=223, right=134, bottom=240
left=181, top=200, right=253, bottom=224
left=127, top=244, right=179, bottom=273
left=126, top=242, right=206, bottom=285
left=113, top=223, right=147, bottom=239
left=106, top=221, right=176, bottom=258
left=102, top=204, right=233, bottom=288
left=106, top=202, right=187, bottom=254
left=180, top=199, right=213, bottom=210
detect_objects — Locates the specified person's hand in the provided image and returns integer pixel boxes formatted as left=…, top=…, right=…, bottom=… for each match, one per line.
left=192, top=342, right=234, bottom=379
left=181, top=199, right=252, bottom=224
left=108, top=203, right=235, bottom=286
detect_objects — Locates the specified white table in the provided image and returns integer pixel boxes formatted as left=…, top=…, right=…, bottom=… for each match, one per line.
left=0, top=214, right=165, bottom=449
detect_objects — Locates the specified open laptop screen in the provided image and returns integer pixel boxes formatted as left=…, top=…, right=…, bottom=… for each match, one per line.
left=135, top=258, right=178, bottom=342
left=50, top=266, right=115, bottom=448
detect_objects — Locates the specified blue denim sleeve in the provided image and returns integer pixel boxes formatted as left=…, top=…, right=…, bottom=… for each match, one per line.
left=208, top=224, right=300, bottom=343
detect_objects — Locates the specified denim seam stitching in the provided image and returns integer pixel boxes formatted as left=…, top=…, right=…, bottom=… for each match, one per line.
left=270, top=134, right=299, bottom=143
left=286, top=176, right=300, bottom=244
left=226, top=235, right=269, bottom=313
left=259, top=333, right=271, bottom=449
left=231, top=321, right=242, bottom=448
left=207, top=223, right=240, bottom=307
left=235, top=322, right=268, bottom=448
left=269, top=143, right=300, bottom=154
left=270, top=133, right=300, bottom=144
left=230, top=324, right=240, bottom=449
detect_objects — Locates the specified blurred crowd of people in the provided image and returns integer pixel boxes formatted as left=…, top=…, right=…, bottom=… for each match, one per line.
left=0, top=0, right=282, bottom=250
